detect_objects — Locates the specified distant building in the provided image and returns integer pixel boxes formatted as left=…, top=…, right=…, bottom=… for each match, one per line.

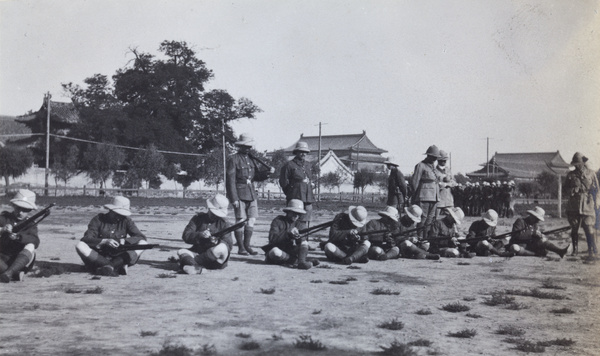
left=467, top=151, right=570, bottom=181
left=283, top=131, right=389, bottom=173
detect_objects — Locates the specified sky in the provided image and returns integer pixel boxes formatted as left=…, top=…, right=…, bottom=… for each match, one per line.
left=1, top=0, right=599, bottom=174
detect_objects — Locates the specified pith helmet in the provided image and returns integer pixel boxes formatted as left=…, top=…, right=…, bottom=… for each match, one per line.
left=104, top=196, right=131, bottom=216
left=570, top=152, right=588, bottom=165
left=378, top=206, right=399, bottom=222
left=482, top=209, right=498, bottom=227
left=10, top=189, right=37, bottom=210
left=283, top=199, right=306, bottom=214
left=235, top=133, right=254, bottom=147
left=207, top=194, right=229, bottom=218
left=348, top=206, right=368, bottom=228
left=404, top=205, right=423, bottom=223
left=438, top=150, right=449, bottom=160
left=292, top=141, right=310, bottom=154
left=447, top=207, right=465, bottom=225
left=424, top=145, right=441, bottom=158
left=527, top=206, right=545, bottom=222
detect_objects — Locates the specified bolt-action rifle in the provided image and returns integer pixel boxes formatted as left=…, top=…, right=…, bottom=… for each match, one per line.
left=7, top=203, right=56, bottom=236
left=261, top=220, right=334, bottom=253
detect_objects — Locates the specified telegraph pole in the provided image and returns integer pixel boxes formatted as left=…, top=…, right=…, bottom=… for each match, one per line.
left=222, top=118, right=226, bottom=192
left=317, top=122, right=322, bottom=201
left=486, top=137, right=489, bottom=178
left=44, top=92, right=51, bottom=196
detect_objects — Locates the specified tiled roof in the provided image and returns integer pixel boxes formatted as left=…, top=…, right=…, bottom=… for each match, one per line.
left=285, top=132, right=387, bottom=154
left=468, top=151, right=570, bottom=178
left=17, top=100, right=80, bottom=124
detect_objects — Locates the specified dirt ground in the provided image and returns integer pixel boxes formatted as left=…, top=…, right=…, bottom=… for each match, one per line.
left=0, top=202, right=599, bottom=356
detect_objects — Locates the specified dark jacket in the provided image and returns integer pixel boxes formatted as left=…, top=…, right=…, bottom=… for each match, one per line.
left=0, top=211, right=40, bottom=257
left=428, top=218, right=459, bottom=249
left=226, top=153, right=270, bottom=202
left=182, top=212, right=233, bottom=253
left=266, top=215, right=302, bottom=254
left=365, top=218, right=399, bottom=247
left=279, top=157, right=315, bottom=203
left=386, top=167, right=407, bottom=206
left=327, top=213, right=366, bottom=250
left=81, top=213, right=146, bottom=249
left=467, top=220, right=496, bottom=239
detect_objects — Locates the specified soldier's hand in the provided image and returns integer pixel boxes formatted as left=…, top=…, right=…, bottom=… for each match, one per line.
left=209, top=236, right=219, bottom=246
left=269, top=167, right=275, bottom=174
left=200, top=230, right=212, bottom=239
left=408, top=236, right=419, bottom=244
left=1, top=224, right=13, bottom=234
left=233, top=200, right=240, bottom=209
left=349, top=229, right=360, bottom=240
left=7, top=232, right=19, bottom=241
left=450, top=237, right=459, bottom=246
left=100, top=239, right=119, bottom=248
left=290, top=227, right=300, bottom=238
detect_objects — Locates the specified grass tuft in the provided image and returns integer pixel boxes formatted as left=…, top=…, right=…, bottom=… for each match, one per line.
left=551, top=307, right=575, bottom=314
left=457, top=262, right=470, bottom=265
left=140, top=330, right=158, bottom=337
left=505, top=302, right=530, bottom=310
left=151, top=342, right=197, bottom=356
left=346, top=265, right=362, bottom=269
left=345, top=276, right=357, bottom=281
left=541, top=278, right=566, bottom=290
left=310, top=280, right=323, bottom=283
left=379, top=340, right=417, bottom=356
left=490, top=268, right=503, bottom=272
left=537, top=338, right=575, bottom=347
left=447, top=329, right=477, bottom=338
left=466, top=313, right=482, bottom=318
left=504, top=288, right=566, bottom=300
left=84, top=286, right=104, bottom=294
left=377, top=318, right=405, bottom=331
left=156, top=273, right=176, bottom=279
left=65, top=288, right=82, bottom=294
left=312, top=309, right=322, bottom=315
left=416, top=308, right=432, bottom=315
left=462, top=296, right=476, bottom=302
left=294, top=335, right=327, bottom=351
left=514, top=340, right=545, bottom=353
left=329, top=280, right=349, bottom=285
left=260, top=288, right=276, bottom=294
left=441, top=302, right=470, bottom=312
left=483, top=292, right=515, bottom=306
left=495, top=325, right=525, bottom=337
left=270, top=334, right=283, bottom=341
left=235, top=333, right=251, bottom=338
left=371, top=288, right=400, bottom=295
left=239, top=341, right=260, bottom=350
left=407, top=339, right=432, bottom=347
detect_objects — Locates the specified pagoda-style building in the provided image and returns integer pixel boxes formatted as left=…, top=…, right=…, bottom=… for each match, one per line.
left=467, top=151, right=570, bottom=182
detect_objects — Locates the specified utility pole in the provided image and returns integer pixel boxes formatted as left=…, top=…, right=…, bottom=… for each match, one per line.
left=44, top=92, right=51, bottom=196
left=317, top=122, right=322, bottom=201
left=486, top=137, right=489, bottom=178
left=222, top=118, right=226, bottom=193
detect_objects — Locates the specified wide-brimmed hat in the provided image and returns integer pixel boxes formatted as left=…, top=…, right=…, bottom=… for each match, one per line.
left=527, top=206, right=545, bottom=222
left=283, top=199, right=306, bottom=214
left=482, top=209, right=498, bottom=227
left=383, top=160, right=399, bottom=167
left=438, top=150, right=449, bottom=160
left=348, top=206, right=368, bottom=228
left=404, top=205, right=422, bottom=223
left=378, top=206, right=399, bottom=222
left=447, top=207, right=465, bottom=225
left=235, top=133, right=254, bottom=147
left=10, top=189, right=37, bottom=210
left=423, top=145, right=441, bottom=158
left=206, top=194, right=229, bottom=218
left=104, top=196, right=131, bottom=216
left=292, top=141, right=310, bottom=154
left=570, top=152, right=588, bottom=166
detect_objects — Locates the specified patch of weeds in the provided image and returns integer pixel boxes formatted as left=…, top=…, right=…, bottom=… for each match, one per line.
left=84, top=286, right=104, bottom=294
left=466, top=313, right=482, bottom=318
left=416, top=308, right=432, bottom=315
left=505, top=288, right=566, bottom=300
left=495, top=325, right=525, bottom=337
left=441, top=302, right=470, bottom=312
left=23, top=304, right=40, bottom=311
left=199, top=343, right=217, bottom=355
left=490, top=268, right=503, bottom=272
left=260, top=288, right=275, bottom=294
left=551, top=307, right=574, bottom=314
left=316, top=264, right=332, bottom=269
left=312, top=309, right=322, bottom=315
left=235, top=332, right=252, bottom=338
left=463, top=296, right=476, bottom=301
left=65, top=288, right=82, bottom=294
left=407, top=339, right=432, bottom=347
left=347, top=265, right=361, bottom=269
left=513, top=340, right=545, bottom=353
left=541, top=278, right=566, bottom=290
left=30, top=265, right=66, bottom=278
left=231, top=277, right=239, bottom=281
left=310, top=280, right=323, bottom=283
left=294, top=335, right=327, bottom=351
left=167, top=256, right=179, bottom=263
left=502, top=337, right=526, bottom=344
left=239, top=341, right=260, bottom=350
left=370, top=279, right=380, bottom=283
left=156, top=273, right=176, bottom=279
left=457, top=262, right=470, bottom=265
left=378, top=318, right=405, bottom=331
left=505, top=302, right=529, bottom=310
left=379, top=340, right=417, bottom=356
left=90, top=276, right=101, bottom=280
left=270, top=334, right=283, bottom=341
left=345, top=276, right=357, bottom=281
left=537, top=338, right=575, bottom=347
left=447, top=329, right=477, bottom=338
left=329, top=280, right=349, bottom=285
left=151, top=342, right=196, bottom=356
left=371, top=288, right=400, bottom=295
left=483, top=292, right=515, bottom=306
left=140, top=330, right=158, bottom=337
left=50, top=257, right=60, bottom=261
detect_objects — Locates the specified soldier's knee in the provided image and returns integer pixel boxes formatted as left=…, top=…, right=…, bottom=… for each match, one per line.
left=324, top=243, right=337, bottom=253
left=400, top=240, right=412, bottom=247
left=361, top=240, right=371, bottom=249
left=23, top=244, right=35, bottom=253
left=137, top=240, right=149, bottom=245
left=209, top=243, right=229, bottom=260
left=370, top=246, right=384, bottom=255
left=509, top=245, right=520, bottom=253
left=178, top=249, right=194, bottom=258
left=442, top=248, right=460, bottom=257
left=268, top=247, right=289, bottom=262
left=479, top=240, right=491, bottom=248
left=76, top=241, right=92, bottom=256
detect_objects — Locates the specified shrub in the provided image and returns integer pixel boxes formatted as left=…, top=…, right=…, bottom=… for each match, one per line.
left=378, top=318, right=405, bottom=331
left=537, top=338, right=575, bottom=347
left=541, top=278, right=566, bottom=290
left=416, top=309, right=432, bottom=315
left=495, top=325, right=525, bottom=337
left=371, top=288, right=400, bottom=295
left=447, top=329, right=477, bottom=338
left=329, top=280, right=349, bottom=285
left=551, top=307, right=574, bottom=314
left=407, top=339, right=432, bottom=347
left=483, top=292, right=515, bottom=306
left=441, top=302, right=470, bottom=312
left=260, top=288, right=275, bottom=294
left=84, top=286, right=104, bottom=294
left=294, top=335, right=326, bottom=351
left=140, top=331, right=158, bottom=337
left=466, top=313, right=482, bottom=318
left=514, top=340, right=545, bottom=353
left=379, top=340, right=417, bottom=356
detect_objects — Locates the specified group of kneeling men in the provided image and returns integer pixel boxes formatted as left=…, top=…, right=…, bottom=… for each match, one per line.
left=0, top=188, right=572, bottom=282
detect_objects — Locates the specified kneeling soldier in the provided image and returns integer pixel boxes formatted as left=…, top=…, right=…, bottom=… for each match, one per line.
left=76, top=196, right=148, bottom=276
left=396, top=205, right=440, bottom=260
left=323, top=206, right=370, bottom=265
left=178, top=194, right=234, bottom=274
left=508, top=207, right=571, bottom=258
left=467, top=209, right=513, bottom=257
left=263, top=199, right=319, bottom=269
left=0, top=190, right=39, bottom=282
left=366, top=206, right=401, bottom=261
left=428, top=207, right=468, bottom=258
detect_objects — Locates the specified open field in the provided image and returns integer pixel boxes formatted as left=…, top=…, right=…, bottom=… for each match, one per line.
left=0, top=198, right=598, bottom=356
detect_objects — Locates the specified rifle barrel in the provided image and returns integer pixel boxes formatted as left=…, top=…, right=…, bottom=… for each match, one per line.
left=248, top=153, right=272, bottom=170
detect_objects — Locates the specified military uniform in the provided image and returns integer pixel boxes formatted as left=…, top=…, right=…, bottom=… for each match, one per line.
left=279, top=156, right=315, bottom=228
left=180, top=213, right=233, bottom=269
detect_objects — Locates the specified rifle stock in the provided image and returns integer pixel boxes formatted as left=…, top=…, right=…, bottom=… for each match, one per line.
left=13, top=203, right=56, bottom=233
left=248, top=153, right=273, bottom=170
left=214, top=219, right=248, bottom=238
left=102, top=243, right=159, bottom=257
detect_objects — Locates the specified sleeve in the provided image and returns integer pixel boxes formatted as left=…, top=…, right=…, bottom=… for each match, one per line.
left=429, top=221, right=442, bottom=238
left=396, top=170, right=407, bottom=197
left=252, top=158, right=271, bottom=182
left=511, top=219, right=533, bottom=244
left=268, top=218, right=291, bottom=245
left=226, top=156, right=239, bottom=203
left=125, top=218, right=146, bottom=244
left=466, top=222, right=477, bottom=239
left=410, top=164, right=423, bottom=200
left=328, top=215, right=352, bottom=243
left=182, top=217, right=204, bottom=245
left=16, top=224, right=40, bottom=249
left=81, top=215, right=104, bottom=247
left=279, top=162, right=291, bottom=195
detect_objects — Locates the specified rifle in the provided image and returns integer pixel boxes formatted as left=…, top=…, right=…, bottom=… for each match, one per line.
left=462, top=228, right=527, bottom=245
left=12, top=203, right=56, bottom=233
left=389, top=224, right=430, bottom=239
left=348, top=229, right=390, bottom=244
left=541, top=226, right=571, bottom=235
left=101, top=243, right=159, bottom=257
left=298, top=220, right=334, bottom=236
left=214, top=219, right=248, bottom=238
left=248, top=153, right=274, bottom=171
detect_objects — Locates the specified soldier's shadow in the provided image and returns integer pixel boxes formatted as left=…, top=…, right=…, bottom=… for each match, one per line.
left=137, top=259, right=179, bottom=271
left=229, top=255, right=266, bottom=265
left=33, top=260, right=87, bottom=276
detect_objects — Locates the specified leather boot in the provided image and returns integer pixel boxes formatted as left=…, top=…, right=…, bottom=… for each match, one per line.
left=324, top=244, right=346, bottom=262
left=490, top=247, right=515, bottom=258
left=343, top=245, right=369, bottom=265
left=235, top=230, right=248, bottom=255
left=571, top=233, right=579, bottom=256
left=543, top=241, right=571, bottom=258
left=297, top=243, right=312, bottom=270
left=0, top=250, right=33, bottom=283
left=379, top=247, right=399, bottom=261
left=243, top=227, right=258, bottom=255
left=180, top=255, right=202, bottom=274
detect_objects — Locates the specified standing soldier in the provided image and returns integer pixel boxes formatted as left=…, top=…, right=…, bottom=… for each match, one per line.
left=279, top=142, right=315, bottom=232
left=564, top=152, right=600, bottom=258
left=178, top=194, right=234, bottom=274
left=384, top=160, right=408, bottom=213
left=436, top=150, right=456, bottom=218
left=0, top=190, right=39, bottom=283
left=322, top=206, right=370, bottom=265
left=410, top=145, right=441, bottom=240
left=226, top=133, right=274, bottom=255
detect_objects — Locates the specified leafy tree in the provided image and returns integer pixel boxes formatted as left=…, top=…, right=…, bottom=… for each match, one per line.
left=0, top=146, right=34, bottom=187
left=321, top=170, right=347, bottom=193
left=536, top=171, right=558, bottom=198
left=454, top=173, right=469, bottom=185
left=130, top=145, right=166, bottom=189
left=199, top=148, right=226, bottom=191
left=517, top=181, right=539, bottom=199
left=52, top=144, right=80, bottom=186
left=82, top=144, right=126, bottom=188
left=353, top=169, right=375, bottom=195
left=268, top=149, right=289, bottom=189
